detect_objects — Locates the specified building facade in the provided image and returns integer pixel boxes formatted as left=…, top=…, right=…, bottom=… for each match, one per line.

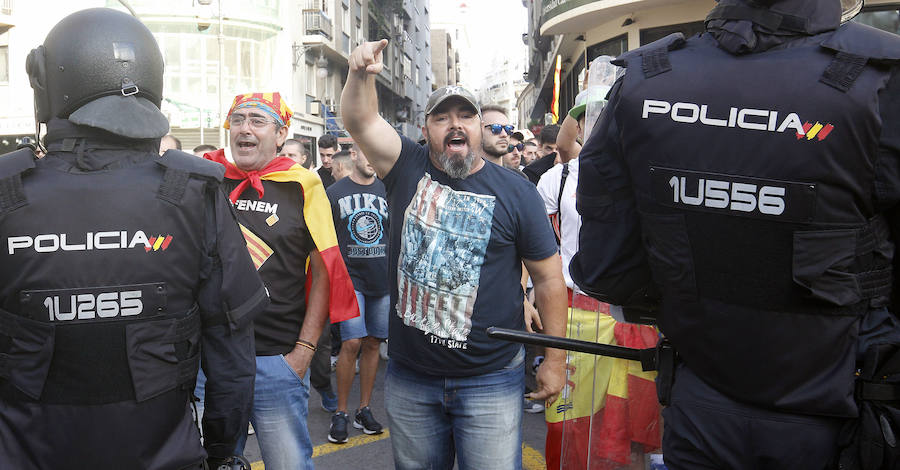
left=0, top=0, right=430, bottom=157
left=430, top=28, right=458, bottom=88
left=520, top=0, right=900, bottom=132
left=477, top=55, right=528, bottom=129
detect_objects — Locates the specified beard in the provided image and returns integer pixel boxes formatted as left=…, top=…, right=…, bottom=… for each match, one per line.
left=482, top=142, right=506, bottom=158
left=437, top=148, right=477, bottom=179
left=427, top=128, right=478, bottom=179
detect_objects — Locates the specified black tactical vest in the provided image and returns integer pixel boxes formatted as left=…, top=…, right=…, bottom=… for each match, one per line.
left=612, top=23, right=900, bottom=417
left=0, top=141, right=226, bottom=469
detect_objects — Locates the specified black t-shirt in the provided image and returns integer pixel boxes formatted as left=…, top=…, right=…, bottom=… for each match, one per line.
left=523, top=152, right=558, bottom=185
left=326, top=177, right=389, bottom=296
left=318, top=166, right=336, bottom=188
left=223, top=178, right=315, bottom=356
left=382, top=136, right=558, bottom=376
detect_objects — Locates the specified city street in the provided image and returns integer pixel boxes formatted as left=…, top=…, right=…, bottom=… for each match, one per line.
left=241, top=355, right=549, bottom=469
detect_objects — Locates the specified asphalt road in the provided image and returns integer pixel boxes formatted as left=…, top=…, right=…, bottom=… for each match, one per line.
left=241, top=354, right=549, bottom=469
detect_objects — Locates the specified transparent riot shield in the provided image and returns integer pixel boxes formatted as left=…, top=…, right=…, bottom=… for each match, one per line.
left=548, top=295, right=662, bottom=470
left=582, top=56, right=620, bottom=140
left=490, top=298, right=665, bottom=469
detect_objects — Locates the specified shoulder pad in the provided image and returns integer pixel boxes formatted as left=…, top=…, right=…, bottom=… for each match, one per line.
left=0, top=148, right=36, bottom=178
left=612, top=33, right=686, bottom=67
left=157, top=149, right=225, bottom=181
left=821, top=22, right=900, bottom=62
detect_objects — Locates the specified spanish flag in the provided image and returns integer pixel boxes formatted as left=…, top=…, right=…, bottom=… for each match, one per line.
left=205, top=149, right=359, bottom=323
left=545, top=298, right=661, bottom=469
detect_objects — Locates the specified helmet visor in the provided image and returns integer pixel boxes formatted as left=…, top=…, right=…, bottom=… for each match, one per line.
left=841, top=0, right=864, bottom=22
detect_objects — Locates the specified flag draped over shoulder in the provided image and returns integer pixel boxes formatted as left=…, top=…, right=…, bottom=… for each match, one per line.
left=205, top=149, right=359, bottom=323
left=545, top=298, right=661, bottom=470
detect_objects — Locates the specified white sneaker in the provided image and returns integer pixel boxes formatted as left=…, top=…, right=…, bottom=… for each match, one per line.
left=524, top=399, right=545, bottom=414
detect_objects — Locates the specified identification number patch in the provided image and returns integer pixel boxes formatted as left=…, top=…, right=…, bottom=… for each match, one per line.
left=650, top=166, right=816, bottom=222
left=20, top=283, right=168, bottom=323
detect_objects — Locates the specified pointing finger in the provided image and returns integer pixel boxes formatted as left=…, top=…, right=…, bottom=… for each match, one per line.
left=372, top=38, right=389, bottom=55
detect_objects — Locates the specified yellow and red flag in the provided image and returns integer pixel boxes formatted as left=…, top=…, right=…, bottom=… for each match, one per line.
left=205, top=149, right=359, bottom=323
left=545, top=297, right=661, bottom=469
left=551, top=55, right=562, bottom=124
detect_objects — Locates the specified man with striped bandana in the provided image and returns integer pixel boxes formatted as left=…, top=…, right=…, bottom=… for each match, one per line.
left=203, top=92, right=359, bottom=470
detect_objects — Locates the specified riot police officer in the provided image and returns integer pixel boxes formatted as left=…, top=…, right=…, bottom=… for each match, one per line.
left=0, top=8, right=268, bottom=469
left=571, top=0, right=900, bottom=468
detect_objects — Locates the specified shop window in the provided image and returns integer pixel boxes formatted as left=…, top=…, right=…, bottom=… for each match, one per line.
left=853, top=6, right=900, bottom=34
left=586, top=34, right=627, bottom=62
left=639, top=21, right=704, bottom=46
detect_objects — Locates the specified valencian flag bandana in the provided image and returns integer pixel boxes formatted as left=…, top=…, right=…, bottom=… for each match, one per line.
left=545, top=296, right=661, bottom=469
left=224, top=92, right=293, bottom=129
left=205, top=147, right=359, bottom=324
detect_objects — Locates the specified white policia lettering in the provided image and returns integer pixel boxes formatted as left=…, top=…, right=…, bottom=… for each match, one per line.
left=668, top=176, right=786, bottom=215
left=7, top=231, right=153, bottom=254
left=642, top=100, right=807, bottom=135
left=43, top=290, right=143, bottom=321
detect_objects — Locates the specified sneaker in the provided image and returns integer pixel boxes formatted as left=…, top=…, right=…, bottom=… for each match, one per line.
left=320, top=390, right=338, bottom=413
left=524, top=398, right=545, bottom=414
left=328, top=411, right=349, bottom=443
left=353, top=406, right=383, bottom=435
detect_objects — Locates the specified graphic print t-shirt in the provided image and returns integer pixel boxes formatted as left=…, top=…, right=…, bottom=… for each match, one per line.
left=383, top=136, right=558, bottom=376
left=223, top=178, right=315, bottom=356
left=326, top=177, right=389, bottom=296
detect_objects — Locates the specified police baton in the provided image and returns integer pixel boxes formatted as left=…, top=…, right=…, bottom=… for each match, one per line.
left=486, top=327, right=660, bottom=372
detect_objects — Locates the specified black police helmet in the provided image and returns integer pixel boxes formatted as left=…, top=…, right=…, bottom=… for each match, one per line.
left=26, top=8, right=169, bottom=139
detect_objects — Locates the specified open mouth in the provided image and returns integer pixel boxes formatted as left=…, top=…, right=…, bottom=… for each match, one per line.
left=237, top=141, right=257, bottom=152
left=445, top=134, right=467, bottom=153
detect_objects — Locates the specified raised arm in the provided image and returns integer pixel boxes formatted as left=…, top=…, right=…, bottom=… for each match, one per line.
left=341, top=39, right=403, bottom=179
left=556, top=114, right=582, bottom=163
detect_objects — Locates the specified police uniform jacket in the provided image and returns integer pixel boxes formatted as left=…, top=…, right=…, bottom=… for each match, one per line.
left=571, top=4, right=900, bottom=418
left=0, top=119, right=268, bottom=469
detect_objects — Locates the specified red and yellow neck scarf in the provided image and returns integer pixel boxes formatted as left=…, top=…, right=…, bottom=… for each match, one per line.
left=205, top=148, right=359, bottom=323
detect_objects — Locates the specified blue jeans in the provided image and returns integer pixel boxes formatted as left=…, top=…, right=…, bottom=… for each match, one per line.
left=235, top=355, right=314, bottom=470
left=385, top=347, right=525, bottom=470
left=340, top=291, right=390, bottom=341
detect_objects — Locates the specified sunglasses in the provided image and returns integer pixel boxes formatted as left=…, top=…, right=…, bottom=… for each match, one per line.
left=507, top=143, right=525, bottom=152
left=484, top=124, right=515, bottom=135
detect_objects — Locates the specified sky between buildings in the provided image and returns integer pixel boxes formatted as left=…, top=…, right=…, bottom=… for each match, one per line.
left=430, top=0, right=530, bottom=93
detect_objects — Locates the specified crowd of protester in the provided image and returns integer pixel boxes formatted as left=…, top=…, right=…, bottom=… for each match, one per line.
left=143, top=35, right=659, bottom=470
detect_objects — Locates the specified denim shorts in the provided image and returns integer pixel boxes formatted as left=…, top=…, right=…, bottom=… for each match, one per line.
left=339, top=291, right=389, bottom=341
left=385, top=347, right=525, bottom=470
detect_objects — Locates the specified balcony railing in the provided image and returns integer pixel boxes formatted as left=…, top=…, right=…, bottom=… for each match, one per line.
left=2, top=0, right=12, bottom=15
left=304, top=10, right=332, bottom=39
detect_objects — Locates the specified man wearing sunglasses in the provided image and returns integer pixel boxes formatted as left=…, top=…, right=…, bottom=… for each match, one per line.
left=506, top=132, right=526, bottom=170
left=479, top=104, right=515, bottom=166
left=343, top=39, right=567, bottom=470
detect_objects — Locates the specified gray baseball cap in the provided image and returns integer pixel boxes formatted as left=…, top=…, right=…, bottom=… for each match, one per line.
left=424, top=86, right=481, bottom=117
